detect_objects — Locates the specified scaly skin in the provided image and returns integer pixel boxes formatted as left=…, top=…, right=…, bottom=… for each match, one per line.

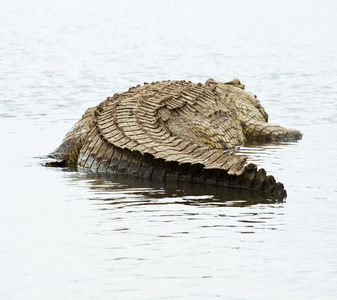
left=47, top=79, right=302, bottom=199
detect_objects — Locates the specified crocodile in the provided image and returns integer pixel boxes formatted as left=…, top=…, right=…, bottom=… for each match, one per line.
left=46, top=78, right=302, bottom=199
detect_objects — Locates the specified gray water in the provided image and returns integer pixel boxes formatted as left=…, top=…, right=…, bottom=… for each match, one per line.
left=1, top=0, right=337, bottom=299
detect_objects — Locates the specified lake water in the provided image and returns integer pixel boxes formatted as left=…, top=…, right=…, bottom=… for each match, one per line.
left=1, top=0, right=337, bottom=299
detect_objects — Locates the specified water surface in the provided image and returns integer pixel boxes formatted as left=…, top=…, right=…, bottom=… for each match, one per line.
left=1, top=0, right=337, bottom=299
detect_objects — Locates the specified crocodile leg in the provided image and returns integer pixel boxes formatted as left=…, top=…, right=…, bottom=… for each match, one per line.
left=241, top=120, right=302, bottom=142
left=47, top=107, right=95, bottom=166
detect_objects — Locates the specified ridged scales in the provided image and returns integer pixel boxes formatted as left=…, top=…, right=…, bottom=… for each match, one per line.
left=48, top=79, right=303, bottom=199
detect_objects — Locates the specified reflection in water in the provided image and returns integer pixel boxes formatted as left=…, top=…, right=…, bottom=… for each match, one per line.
left=69, top=169, right=284, bottom=207
left=240, top=140, right=300, bottom=160
left=58, top=168, right=285, bottom=237
left=243, top=140, right=299, bottom=148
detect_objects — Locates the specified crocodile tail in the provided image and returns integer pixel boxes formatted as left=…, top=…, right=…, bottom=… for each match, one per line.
left=77, top=128, right=287, bottom=199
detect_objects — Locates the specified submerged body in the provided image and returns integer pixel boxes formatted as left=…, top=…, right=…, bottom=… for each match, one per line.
left=47, top=79, right=302, bottom=199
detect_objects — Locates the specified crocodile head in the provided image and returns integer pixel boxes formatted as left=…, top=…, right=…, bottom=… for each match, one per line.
left=205, top=78, right=302, bottom=142
left=205, top=78, right=268, bottom=123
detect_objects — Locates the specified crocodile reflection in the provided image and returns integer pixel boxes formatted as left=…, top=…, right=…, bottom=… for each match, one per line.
left=74, top=169, right=284, bottom=207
